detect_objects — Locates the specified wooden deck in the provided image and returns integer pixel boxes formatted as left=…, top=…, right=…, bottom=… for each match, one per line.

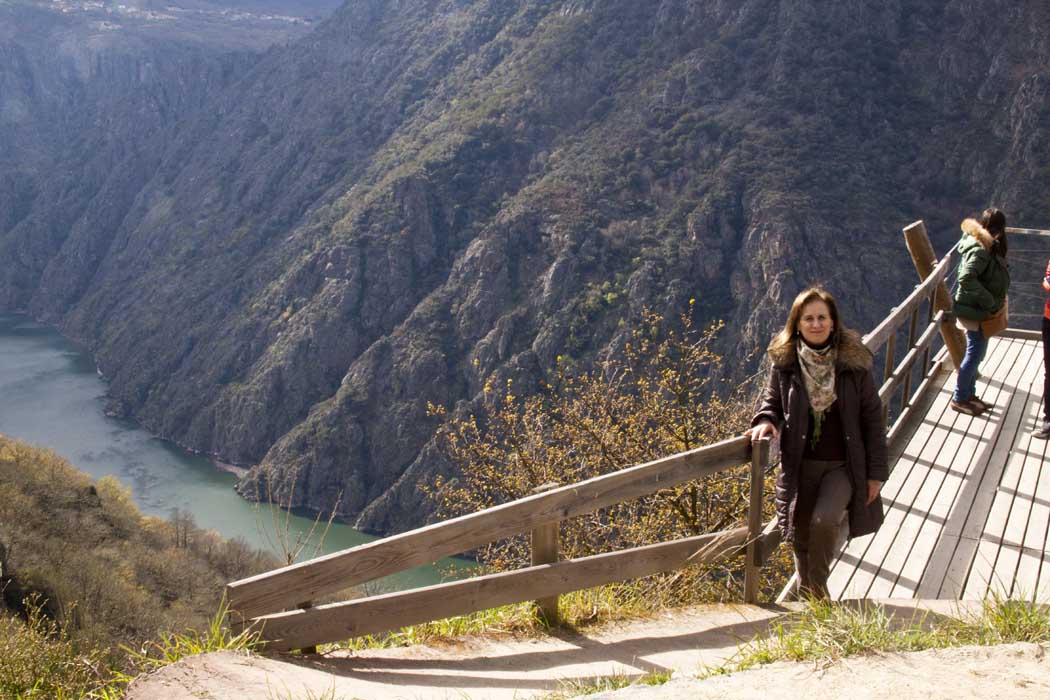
left=829, top=334, right=1050, bottom=601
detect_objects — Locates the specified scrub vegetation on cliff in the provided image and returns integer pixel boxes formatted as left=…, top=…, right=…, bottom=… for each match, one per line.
left=0, top=434, right=274, bottom=698
left=429, top=308, right=792, bottom=610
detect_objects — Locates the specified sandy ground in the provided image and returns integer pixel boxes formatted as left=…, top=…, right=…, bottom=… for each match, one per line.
left=125, top=600, right=1047, bottom=700
left=587, top=643, right=1050, bottom=700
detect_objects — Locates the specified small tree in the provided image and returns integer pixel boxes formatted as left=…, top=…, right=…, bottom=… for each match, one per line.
left=429, top=306, right=782, bottom=605
left=253, top=464, right=343, bottom=567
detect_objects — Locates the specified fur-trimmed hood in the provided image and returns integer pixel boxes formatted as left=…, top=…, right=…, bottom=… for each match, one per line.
left=768, top=328, right=873, bottom=372
left=960, top=218, right=995, bottom=251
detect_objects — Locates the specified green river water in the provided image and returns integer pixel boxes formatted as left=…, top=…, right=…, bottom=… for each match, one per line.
left=0, top=313, right=470, bottom=591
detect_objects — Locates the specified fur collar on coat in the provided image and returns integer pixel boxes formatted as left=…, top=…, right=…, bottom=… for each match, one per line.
left=768, top=328, right=873, bottom=372
left=960, top=218, right=995, bottom=251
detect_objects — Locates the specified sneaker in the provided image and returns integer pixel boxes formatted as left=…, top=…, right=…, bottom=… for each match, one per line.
left=971, top=396, right=992, bottom=412
left=1034, top=422, right=1050, bottom=440
left=950, top=399, right=983, bottom=416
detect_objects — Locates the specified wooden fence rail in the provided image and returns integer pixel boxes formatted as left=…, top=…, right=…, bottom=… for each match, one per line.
left=228, top=435, right=771, bottom=648
left=864, top=252, right=952, bottom=438
left=256, top=526, right=756, bottom=651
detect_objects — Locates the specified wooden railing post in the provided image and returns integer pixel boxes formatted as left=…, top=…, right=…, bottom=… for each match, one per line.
left=903, top=220, right=965, bottom=369
left=901, top=306, right=920, bottom=407
left=744, top=438, right=770, bottom=604
left=297, top=601, right=317, bottom=654
left=882, top=333, right=896, bottom=428
left=530, top=482, right=561, bottom=625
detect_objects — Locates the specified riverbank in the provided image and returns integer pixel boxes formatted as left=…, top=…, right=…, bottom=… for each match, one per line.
left=213, top=459, right=249, bottom=478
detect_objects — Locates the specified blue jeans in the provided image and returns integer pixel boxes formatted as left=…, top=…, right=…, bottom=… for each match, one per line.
left=954, top=329, right=988, bottom=402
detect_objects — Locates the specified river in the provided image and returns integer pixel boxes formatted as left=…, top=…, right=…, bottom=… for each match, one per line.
left=0, top=312, right=470, bottom=591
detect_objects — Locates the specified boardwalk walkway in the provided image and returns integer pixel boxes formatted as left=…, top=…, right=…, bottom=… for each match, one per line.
left=830, top=333, right=1050, bottom=602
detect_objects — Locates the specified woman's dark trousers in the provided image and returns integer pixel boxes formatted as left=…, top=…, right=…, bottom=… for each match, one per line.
left=793, top=459, right=852, bottom=600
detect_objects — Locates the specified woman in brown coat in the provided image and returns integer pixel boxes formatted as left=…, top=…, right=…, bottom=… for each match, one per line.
left=748, top=287, right=888, bottom=599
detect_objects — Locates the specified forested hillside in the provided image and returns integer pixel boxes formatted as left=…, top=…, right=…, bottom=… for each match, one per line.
left=2, top=0, right=1049, bottom=533
left=0, top=434, right=275, bottom=650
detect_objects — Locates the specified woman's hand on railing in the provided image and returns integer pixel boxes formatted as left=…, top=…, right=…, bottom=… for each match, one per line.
left=747, top=420, right=778, bottom=443
left=866, top=479, right=883, bottom=505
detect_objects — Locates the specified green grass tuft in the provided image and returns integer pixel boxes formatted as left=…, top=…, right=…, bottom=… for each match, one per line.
left=538, top=670, right=674, bottom=700
left=703, top=594, right=1050, bottom=678
left=118, top=599, right=260, bottom=677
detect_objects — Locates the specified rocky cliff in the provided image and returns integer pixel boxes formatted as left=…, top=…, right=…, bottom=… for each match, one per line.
left=3, top=0, right=1050, bottom=534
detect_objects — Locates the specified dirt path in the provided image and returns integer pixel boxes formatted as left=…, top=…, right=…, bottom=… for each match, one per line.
left=587, top=642, right=1050, bottom=699
left=125, top=601, right=1039, bottom=700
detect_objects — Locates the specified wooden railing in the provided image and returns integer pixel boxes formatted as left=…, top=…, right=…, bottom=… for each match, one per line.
left=863, top=251, right=954, bottom=444
left=227, top=435, right=778, bottom=652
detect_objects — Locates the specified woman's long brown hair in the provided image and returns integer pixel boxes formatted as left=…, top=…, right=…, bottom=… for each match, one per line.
left=768, top=286, right=842, bottom=356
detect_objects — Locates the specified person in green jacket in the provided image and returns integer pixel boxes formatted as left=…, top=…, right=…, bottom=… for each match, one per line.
left=951, top=208, right=1010, bottom=416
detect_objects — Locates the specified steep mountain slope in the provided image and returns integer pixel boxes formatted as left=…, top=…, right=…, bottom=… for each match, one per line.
left=0, top=0, right=339, bottom=308
left=3, top=0, right=1050, bottom=533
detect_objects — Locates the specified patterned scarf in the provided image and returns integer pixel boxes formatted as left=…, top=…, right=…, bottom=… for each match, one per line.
left=797, top=339, right=838, bottom=448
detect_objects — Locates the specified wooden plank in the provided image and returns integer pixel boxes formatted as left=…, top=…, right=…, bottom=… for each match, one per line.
left=254, top=526, right=749, bottom=651
left=829, top=376, right=956, bottom=599
left=829, top=372, right=954, bottom=598
left=836, top=337, right=1021, bottom=600
left=1000, top=362, right=1048, bottom=600
left=917, top=386, right=1024, bottom=597
left=863, top=255, right=952, bottom=355
left=962, top=348, right=1039, bottom=600
left=960, top=498, right=1017, bottom=599
left=901, top=306, right=921, bottom=404
left=757, top=518, right=781, bottom=564
left=1016, top=356, right=1050, bottom=604
left=531, top=490, right=561, bottom=624
left=941, top=339, right=1040, bottom=598
left=1014, top=547, right=1044, bottom=600
left=904, top=380, right=1022, bottom=598
left=964, top=339, right=1043, bottom=599
left=999, top=329, right=1042, bottom=342
left=875, top=361, right=1007, bottom=601
left=865, top=340, right=1003, bottom=600
left=1026, top=424, right=1050, bottom=602
left=939, top=339, right=1038, bottom=547
left=998, top=413, right=1044, bottom=598
left=912, top=337, right=1037, bottom=597
left=227, top=435, right=752, bottom=619
left=989, top=543, right=1023, bottom=599
left=881, top=334, right=896, bottom=427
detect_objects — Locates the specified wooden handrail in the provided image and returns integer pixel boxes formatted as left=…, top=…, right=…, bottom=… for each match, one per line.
left=254, top=526, right=751, bottom=652
left=228, top=435, right=753, bottom=620
left=862, top=253, right=952, bottom=354
left=877, top=310, right=945, bottom=405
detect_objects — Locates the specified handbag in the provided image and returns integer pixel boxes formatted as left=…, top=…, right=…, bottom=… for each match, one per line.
left=980, top=296, right=1008, bottom=338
